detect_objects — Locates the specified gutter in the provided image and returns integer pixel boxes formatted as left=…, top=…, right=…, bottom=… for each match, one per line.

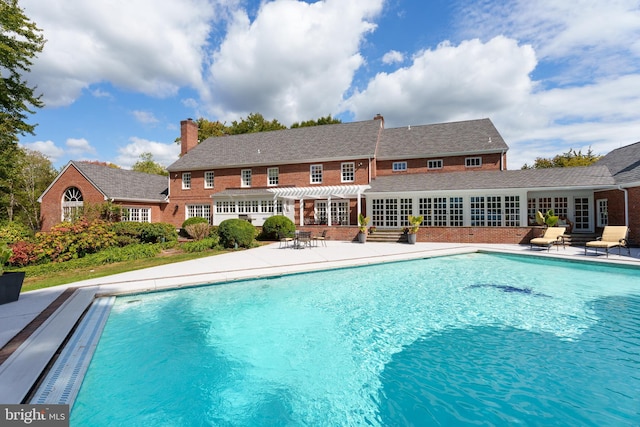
left=618, top=185, right=629, bottom=226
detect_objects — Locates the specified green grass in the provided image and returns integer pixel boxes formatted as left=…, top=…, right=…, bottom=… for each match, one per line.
left=20, top=248, right=234, bottom=292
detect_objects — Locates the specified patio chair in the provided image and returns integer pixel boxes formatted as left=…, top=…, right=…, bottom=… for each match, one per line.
left=296, top=231, right=312, bottom=249
left=585, top=226, right=630, bottom=257
left=279, top=232, right=293, bottom=248
left=312, top=230, right=328, bottom=247
left=529, top=226, right=567, bottom=251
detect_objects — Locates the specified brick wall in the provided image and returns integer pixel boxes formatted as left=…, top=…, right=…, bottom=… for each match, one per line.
left=375, top=152, right=503, bottom=176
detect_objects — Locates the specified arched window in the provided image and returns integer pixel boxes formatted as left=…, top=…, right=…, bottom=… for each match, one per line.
left=62, top=187, right=84, bottom=221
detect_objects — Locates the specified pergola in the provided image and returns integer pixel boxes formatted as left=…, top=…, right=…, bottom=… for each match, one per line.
left=268, top=185, right=370, bottom=226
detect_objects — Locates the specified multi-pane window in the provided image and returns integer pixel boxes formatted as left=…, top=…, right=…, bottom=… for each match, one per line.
left=122, top=207, right=151, bottom=223
left=341, top=162, right=355, bottom=182
left=204, top=171, right=214, bottom=189
left=371, top=198, right=400, bottom=227
left=574, top=197, right=590, bottom=231
left=310, top=164, right=323, bottom=183
left=216, top=201, right=236, bottom=213
left=419, top=198, right=433, bottom=226
left=554, top=197, right=568, bottom=218
left=597, top=199, right=608, bottom=227
left=486, top=196, right=502, bottom=227
left=427, top=159, right=443, bottom=169
left=400, top=198, right=413, bottom=227
left=182, top=172, right=191, bottom=189
left=433, top=197, right=448, bottom=226
left=241, top=169, right=252, bottom=187
left=62, top=187, right=83, bottom=221
left=267, top=168, right=279, bottom=186
left=504, top=196, right=520, bottom=226
left=465, top=157, right=482, bottom=167
left=371, top=199, right=385, bottom=227
left=186, top=204, right=211, bottom=222
left=392, top=162, right=407, bottom=172
left=470, top=196, right=485, bottom=226
left=449, top=197, right=464, bottom=226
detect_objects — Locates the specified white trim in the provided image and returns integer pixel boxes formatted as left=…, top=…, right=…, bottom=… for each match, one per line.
left=268, top=185, right=370, bottom=200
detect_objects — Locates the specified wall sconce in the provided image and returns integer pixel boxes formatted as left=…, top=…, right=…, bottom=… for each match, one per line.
left=357, top=162, right=363, bottom=167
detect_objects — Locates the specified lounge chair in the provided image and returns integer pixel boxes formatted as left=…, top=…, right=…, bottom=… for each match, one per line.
left=529, top=226, right=567, bottom=251
left=312, top=230, right=328, bottom=247
left=585, top=226, right=630, bottom=257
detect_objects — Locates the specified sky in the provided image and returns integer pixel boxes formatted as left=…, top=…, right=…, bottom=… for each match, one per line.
left=17, top=0, right=640, bottom=170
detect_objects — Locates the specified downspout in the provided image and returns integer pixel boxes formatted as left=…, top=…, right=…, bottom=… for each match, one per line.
left=618, top=185, right=629, bottom=226
left=500, top=150, right=505, bottom=171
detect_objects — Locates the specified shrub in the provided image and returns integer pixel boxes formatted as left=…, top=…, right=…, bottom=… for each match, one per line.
left=181, top=236, right=219, bottom=253
left=0, top=221, right=33, bottom=243
left=182, top=217, right=209, bottom=229
left=9, top=241, right=40, bottom=267
left=218, top=219, right=256, bottom=249
left=260, top=215, right=295, bottom=240
left=184, top=223, right=210, bottom=241
left=139, top=223, right=178, bottom=244
left=35, top=218, right=117, bottom=262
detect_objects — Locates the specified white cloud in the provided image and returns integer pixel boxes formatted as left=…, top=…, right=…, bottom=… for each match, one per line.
left=205, top=0, right=384, bottom=125
left=132, top=110, right=160, bottom=125
left=381, top=50, right=404, bottom=65
left=20, top=140, right=65, bottom=162
left=115, top=137, right=181, bottom=168
left=344, top=36, right=537, bottom=127
left=22, top=0, right=219, bottom=107
left=65, top=138, right=96, bottom=155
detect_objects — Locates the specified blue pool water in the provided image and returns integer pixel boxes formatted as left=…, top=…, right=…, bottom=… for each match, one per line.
left=71, top=253, right=640, bottom=426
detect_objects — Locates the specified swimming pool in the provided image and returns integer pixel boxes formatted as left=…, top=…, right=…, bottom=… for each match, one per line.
left=70, top=253, right=640, bottom=425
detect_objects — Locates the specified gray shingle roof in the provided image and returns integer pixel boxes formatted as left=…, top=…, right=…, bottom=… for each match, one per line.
left=72, top=161, right=169, bottom=202
left=377, top=118, right=508, bottom=160
left=594, top=141, right=640, bottom=184
left=167, top=119, right=383, bottom=172
left=367, top=165, right=615, bottom=193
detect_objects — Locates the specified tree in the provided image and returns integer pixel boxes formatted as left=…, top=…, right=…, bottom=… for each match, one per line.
left=131, top=152, right=168, bottom=176
left=291, top=114, right=342, bottom=128
left=0, top=0, right=45, bottom=224
left=12, top=148, right=57, bottom=231
left=521, top=147, right=602, bottom=169
left=197, top=117, right=227, bottom=140
left=0, top=0, right=46, bottom=147
left=227, top=113, right=286, bottom=135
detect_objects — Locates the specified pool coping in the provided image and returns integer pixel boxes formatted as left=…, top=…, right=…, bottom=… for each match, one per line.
left=0, top=241, right=638, bottom=405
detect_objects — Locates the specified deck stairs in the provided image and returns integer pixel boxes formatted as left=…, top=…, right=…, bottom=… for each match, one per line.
left=366, top=229, right=408, bottom=243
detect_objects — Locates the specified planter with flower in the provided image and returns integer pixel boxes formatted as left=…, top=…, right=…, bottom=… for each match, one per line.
left=0, top=243, right=25, bottom=305
left=358, top=213, right=370, bottom=243
left=406, top=215, right=424, bottom=244
left=368, top=226, right=377, bottom=235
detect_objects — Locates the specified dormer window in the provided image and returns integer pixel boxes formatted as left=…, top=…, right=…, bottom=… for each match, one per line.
left=465, top=157, right=482, bottom=168
left=241, top=169, right=252, bottom=187
left=427, top=159, right=443, bottom=170
left=392, top=162, right=407, bottom=172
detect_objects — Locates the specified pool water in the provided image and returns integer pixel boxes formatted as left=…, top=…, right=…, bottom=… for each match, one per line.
left=71, top=253, right=640, bottom=426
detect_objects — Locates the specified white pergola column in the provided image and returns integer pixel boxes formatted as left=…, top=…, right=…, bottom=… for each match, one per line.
left=299, top=197, right=304, bottom=226
left=327, top=196, right=332, bottom=226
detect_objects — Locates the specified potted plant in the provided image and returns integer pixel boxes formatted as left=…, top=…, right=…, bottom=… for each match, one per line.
left=535, top=209, right=559, bottom=228
left=358, top=213, right=370, bottom=243
left=0, top=243, right=25, bottom=305
left=368, top=226, right=377, bottom=235
left=406, top=215, right=424, bottom=244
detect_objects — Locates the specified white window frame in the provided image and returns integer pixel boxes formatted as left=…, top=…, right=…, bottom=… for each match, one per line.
left=186, top=204, right=211, bottom=222
left=267, top=167, right=279, bottom=186
left=310, top=164, right=323, bottom=184
left=182, top=172, right=191, bottom=190
left=392, top=162, right=407, bottom=172
left=204, top=171, right=214, bottom=189
left=465, top=157, right=482, bottom=168
left=122, top=207, right=151, bottom=223
left=597, top=199, right=608, bottom=227
left=61, top=187, right=83, bottom=222
left=241, top=169, right=252, bottom=187
left=341, top=162, right=355, bottom=182
left=427, top=159, right=443, bottom=170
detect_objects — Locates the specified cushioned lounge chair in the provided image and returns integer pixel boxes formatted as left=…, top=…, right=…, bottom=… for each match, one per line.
left=585, top=226, right=630, bottom=257
left=529, top=226, right=567, bottom=251
left=312, top=230, right=328, bottom=247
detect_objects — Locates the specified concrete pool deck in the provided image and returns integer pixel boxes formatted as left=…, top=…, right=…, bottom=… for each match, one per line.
left=1, top=240, right=639, bottom=404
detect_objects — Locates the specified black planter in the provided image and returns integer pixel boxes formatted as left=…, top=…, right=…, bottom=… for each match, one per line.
left=407, top=233, right=417, bottom=244
left=0, top=272, right=25, bottom=305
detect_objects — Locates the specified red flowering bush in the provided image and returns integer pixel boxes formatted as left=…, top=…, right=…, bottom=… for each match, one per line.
left=9, top=241, right=40, bottom=267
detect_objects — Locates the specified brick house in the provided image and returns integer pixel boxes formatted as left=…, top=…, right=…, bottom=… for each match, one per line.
left=39, top=116, right=639, bottom=245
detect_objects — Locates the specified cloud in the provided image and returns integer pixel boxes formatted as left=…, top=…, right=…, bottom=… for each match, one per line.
left=204, top=0, right=384, bottom=125
left=20, top=140, right=65, bottom=162
left=381, top=50, right=404, bottom=65
left=115, top=137, right=181, bottom=168
left=22, top=0, right=218, bottom=107
left=344, top=36, right=537, bottom=127
left=66, top=138, right=96, bottom=155
left=132, top=110, right=160, bottom=125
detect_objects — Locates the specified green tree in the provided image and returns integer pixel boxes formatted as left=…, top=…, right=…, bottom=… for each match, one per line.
left=291, top=114, right=342, bottom=128
left=227, top=113, right=286, bottom=135
left=0, top=0, right=45, bottom=223
left=521, top=147, right=602, bottom=169
left=197, top=117, right=227, bottom=140
left=131, top=152, right=168, bottom=176
left=12, top=148, right=57, bottom=231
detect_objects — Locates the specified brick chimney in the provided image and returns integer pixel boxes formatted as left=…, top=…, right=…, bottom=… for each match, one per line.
left=373, top=113, right=384, bottom=128
left=180, top=118, right=198, bottom=156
